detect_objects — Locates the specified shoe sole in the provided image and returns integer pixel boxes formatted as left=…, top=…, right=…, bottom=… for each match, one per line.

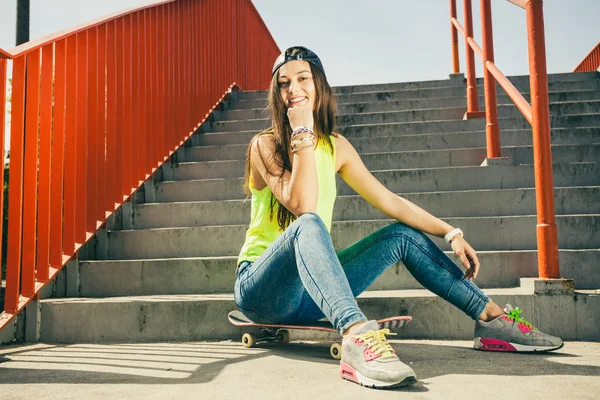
left=340, top=361, right=417, bottom=389
left=473, top=337, right=565, bottom=352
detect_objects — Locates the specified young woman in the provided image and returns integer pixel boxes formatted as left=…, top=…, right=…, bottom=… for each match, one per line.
left=234, top=46, right=563, bottom=389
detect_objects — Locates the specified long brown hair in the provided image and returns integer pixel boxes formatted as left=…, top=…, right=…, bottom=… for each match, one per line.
left=242, top=49, right=338, bottom=231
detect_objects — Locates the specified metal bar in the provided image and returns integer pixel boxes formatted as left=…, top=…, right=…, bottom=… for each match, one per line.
left=176, top=0, right=183, bottom=145
left=50, top=40, right=66, bottom=268
left=480, top=0, right=501, bottom=158
left=123, top=15, right=133, bottom=198
left=131, top=12, right=140, bottom=190
left=526, top=0, right=559, bottom=278
left=115, top=18, right=125, bottom=208
left=4, top=56, right=27, bottom=312
left=183, top=0, right=190, bottom=136
left=75, top=31, right=88, bottom=245
left=106, top=20, right=117, bottom=215
left=486, top=61, right=532, bottom=124
left=97, top=24, right=107, bottom=223
left=139, top=10, right=147, bottom=181
left=63, top=35, right=78, bottom=255
left=87, top=28, right=98, bottom=234
left=450, top=2, right=460, bottom=71
left=451, top=19, right=485, bottom=60
left=157, top=6, right=165, bottom=170
left=36, top=44, right=54, bottom=283
left=165, top=4, right=176, bottom=154
left=22, top=49, right=41, bottom=297
left=463, top=0, right=480, bottom=115
left=574, top=41, right=600, bottom=72
left=0, top=59, right=7, bottom=269
left=1, top=0, right=177, bottom=59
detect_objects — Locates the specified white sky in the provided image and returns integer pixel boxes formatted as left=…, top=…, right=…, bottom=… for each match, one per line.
left=1, top=0, right=599, bottom=86
left=0, top=0, right=599, bottom=154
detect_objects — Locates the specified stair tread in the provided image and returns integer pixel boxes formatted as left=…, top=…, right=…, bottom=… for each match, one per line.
left=40, top=286, right=600, bottom=304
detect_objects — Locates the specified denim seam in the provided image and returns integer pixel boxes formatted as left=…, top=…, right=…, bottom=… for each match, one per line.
left=294, top=235, right=335, bottom=320
left=341, top=231, right=489, bottom=303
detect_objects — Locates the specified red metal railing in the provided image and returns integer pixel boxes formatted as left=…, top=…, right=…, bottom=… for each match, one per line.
left=574, top=41, right=600, bottom=72
left=0, top=0, right=279, bottom=332
left=449, top=0, right=560, bottom=279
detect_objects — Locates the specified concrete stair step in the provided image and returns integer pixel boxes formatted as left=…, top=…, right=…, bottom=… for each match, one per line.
left=342, top=126, right=600, bottom=151
left=79, top=249, right=600, bottom=297
left=206, top=114, right=600, bottom=135
left=38, top=286, right=600, bottom=342
left=229, top=89, right=600, bottom=110
left=213, top=102, right=600, bottom=132
left=101, top=214, right=600, bottom=260
left=156, top=163, right=600, bottom=202
left=235, top=77, right=600, bottom=101
left=178, top=144, right=600, bottom=174
left=134, top=187, right=600, bottom=229
left=218, top=90, right=600, bottom=120
left=192, top=126, right=600, bottom=148
left=237, top=77, right=465, bottom=100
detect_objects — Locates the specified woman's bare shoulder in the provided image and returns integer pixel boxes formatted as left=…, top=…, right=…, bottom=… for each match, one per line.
left=332, top=132, right=351, bottom=173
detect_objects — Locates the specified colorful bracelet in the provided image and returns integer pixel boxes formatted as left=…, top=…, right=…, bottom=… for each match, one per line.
left=291, top=137, right=315, bottom=147
left=291, top=126, right=314, bottom=139
left=291, top=143, right=315, bottom=153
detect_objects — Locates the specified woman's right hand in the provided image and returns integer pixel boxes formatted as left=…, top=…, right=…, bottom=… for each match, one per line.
left=287, top=106, right=314, bottom=132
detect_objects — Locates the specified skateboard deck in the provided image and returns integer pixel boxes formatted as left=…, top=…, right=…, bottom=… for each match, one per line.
left=228, top=310, right=412, bottom=359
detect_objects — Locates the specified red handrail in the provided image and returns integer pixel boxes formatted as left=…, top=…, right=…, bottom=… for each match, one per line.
left=449, top=0, right=560, bottom=280
left=574, top=41, right=600, bottom=72
left=0, top=0, right=280, bottom=332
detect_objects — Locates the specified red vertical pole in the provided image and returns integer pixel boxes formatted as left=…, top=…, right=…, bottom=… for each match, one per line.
left=131, top=12, right=140, bottom=189
left=182, top=1, right=189, bottom=138
left=63, top=35, right=78, bottom=255
left=5, top=56, right=27, bottom=312
left=21, top=49, right=41, bottom=296
left=158, top=6, right=165, bottom=167
left=480, top=0, right=501, bottom=158
left=87, top=28, right=98, bottom=234
left=37, top=45, right=54, bottom=282
left=526, top=0, right=560, bottom=279
left=123, top=15, right=133, bottom=197
left=200, top=0, right=207, bottom=114
left=140, top=10, right=147, bottom=180
left=0, top=59, right=7, bottom=272
left=107, top=20, right=118, bottom=214
left=50, top=40, right=66, bottom=268
left=75, top=31, right=88, bottom=245
left=167, top=3, right=174, bottom=151
left=463, top=0, right=482, bottom=118
left=97, top=24, right=107, bottom=223
left=146, top=9, right=153, bottom=174
left=177, top=1, right=184, bottom=144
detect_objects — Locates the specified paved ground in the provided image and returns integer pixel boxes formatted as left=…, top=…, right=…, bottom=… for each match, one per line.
left=0, top=339, right=599, bottom=400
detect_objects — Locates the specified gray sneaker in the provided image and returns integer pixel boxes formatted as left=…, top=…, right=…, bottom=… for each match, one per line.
left=340, top=320, right=416, bottom=389
left=474, top=304, right=564, bottom=352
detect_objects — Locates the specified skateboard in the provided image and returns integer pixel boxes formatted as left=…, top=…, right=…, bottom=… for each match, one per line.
left=228, top=310, right=412, bottom=360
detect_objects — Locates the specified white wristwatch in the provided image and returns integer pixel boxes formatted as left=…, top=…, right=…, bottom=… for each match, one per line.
left=444, top=228, right=463, bottom=244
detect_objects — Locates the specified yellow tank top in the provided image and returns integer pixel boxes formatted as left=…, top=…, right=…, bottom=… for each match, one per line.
left=237, top=135, right=337, bottom=264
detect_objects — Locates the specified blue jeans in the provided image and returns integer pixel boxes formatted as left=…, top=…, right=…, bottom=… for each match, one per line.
left=234, top=213, right=490, bottom=334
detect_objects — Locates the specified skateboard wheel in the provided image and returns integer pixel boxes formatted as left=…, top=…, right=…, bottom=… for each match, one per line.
left=330, top=342, right=342, bottom=360
left=277, top=329, right=290, bottom=344
left=242, top=333, right=256, bottom=348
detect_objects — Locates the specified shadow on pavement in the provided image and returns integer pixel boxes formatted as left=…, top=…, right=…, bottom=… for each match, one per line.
left=0, top=339, right=597, bottom=393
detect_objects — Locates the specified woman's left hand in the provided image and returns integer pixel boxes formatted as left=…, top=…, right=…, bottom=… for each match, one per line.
left=451, top=236, right=480, bottom=280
